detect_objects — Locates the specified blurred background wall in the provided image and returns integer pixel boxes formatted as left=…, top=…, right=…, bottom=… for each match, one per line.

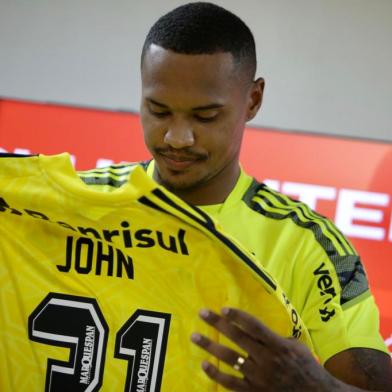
left=0, top=0, right=391, bottom=141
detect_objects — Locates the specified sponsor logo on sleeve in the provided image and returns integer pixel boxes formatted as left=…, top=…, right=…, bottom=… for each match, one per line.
left=313, top=262, right=337, bottom=322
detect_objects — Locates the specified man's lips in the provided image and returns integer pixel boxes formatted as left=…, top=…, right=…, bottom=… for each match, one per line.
left=158, top=152, right=206, bottom=170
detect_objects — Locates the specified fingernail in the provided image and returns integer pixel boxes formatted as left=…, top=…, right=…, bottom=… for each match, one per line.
left=221, top=307, right=230, bottom=316
left=191, top=333, right=202, bottom=343
left=199, top=309, right=210, bottom=319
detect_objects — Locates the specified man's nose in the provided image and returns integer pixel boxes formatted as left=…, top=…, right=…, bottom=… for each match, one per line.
left=163, top=119, right=195, bottom=149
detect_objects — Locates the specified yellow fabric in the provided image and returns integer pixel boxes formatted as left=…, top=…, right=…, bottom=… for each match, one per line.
left=0, top=153, right=312, bottom=392
left=146, top=160, right=388, bottom=364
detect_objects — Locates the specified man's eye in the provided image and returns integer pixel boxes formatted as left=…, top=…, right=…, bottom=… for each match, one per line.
left=149, top=109, right=170, bottom=118
left=194, top=114, right=217, bottom=123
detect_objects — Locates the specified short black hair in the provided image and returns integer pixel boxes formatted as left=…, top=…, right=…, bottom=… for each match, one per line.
left=141, top=2, right=257, bottom=80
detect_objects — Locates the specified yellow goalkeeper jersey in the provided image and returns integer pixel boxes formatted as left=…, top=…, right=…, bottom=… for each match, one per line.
left=0, top=153, right=312, bottom=392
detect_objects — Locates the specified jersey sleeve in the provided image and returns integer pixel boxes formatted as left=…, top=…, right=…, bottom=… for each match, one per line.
left=294, top=230, right=388, bottom=364
left=240, top=181, right=388, bottom=365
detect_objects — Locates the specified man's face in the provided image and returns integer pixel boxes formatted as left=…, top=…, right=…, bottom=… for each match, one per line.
left=140, top=44, right=260, bottom=196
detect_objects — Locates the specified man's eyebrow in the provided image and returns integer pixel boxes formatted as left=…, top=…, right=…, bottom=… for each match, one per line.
left=147, top=98, right=223, bottom=111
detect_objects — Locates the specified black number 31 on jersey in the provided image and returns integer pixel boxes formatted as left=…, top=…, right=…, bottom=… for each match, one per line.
left=28, top=293, right=171, bottom=392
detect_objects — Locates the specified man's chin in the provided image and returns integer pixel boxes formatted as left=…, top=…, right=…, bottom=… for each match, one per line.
left=157, top=171, right=207, bottom=193
left=159, top=177, right=196, bottom=192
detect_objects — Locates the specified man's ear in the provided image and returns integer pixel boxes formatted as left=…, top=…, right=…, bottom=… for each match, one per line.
left=246, top=78, right=265, bottom=121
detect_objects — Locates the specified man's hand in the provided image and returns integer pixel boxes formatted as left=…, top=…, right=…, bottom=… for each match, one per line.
left=190, top=308, right=391, bottom=391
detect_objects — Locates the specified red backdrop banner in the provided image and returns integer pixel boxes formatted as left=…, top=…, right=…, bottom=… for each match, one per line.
left=1, top=98, right=391, bottom=350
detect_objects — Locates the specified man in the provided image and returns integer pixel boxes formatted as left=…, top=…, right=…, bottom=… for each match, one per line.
left=138, top=2, right=392, bottom=390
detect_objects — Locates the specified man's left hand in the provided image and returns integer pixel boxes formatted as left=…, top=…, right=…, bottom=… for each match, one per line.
left=190, top=307, right=349, bottom=391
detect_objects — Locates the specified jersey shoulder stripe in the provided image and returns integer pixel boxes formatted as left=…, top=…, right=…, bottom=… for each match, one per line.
left=140, top=188, right=278, bottom=291
left=0, top=153, right=35, bottom=158
left=244, top=181, right=369, bottom=306
left=78, top=161, right=149, bottom=188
